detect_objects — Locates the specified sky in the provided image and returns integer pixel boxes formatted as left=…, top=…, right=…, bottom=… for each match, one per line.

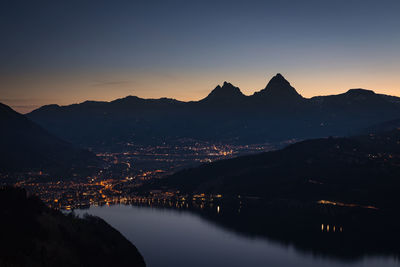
left=1, top=0, right=400, bottom=113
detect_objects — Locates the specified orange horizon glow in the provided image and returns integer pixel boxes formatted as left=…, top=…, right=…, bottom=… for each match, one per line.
left=1, top=71, right=399, bottom=114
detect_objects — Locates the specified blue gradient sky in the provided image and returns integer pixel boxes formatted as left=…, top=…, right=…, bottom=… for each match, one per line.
left=1, top=0, right=399, bottom=113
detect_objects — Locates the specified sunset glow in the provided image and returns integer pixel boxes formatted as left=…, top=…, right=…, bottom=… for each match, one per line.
left=1, top=1, right=399, bottom=113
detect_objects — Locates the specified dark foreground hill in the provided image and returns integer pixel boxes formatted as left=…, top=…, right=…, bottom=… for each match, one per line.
left=0, top=187, right=146, bottom=267
left=27, top=74, right=400, bottom=148
left=0, top=103, right=100, bottom=176
left=147, top=128, right=400, bottom=210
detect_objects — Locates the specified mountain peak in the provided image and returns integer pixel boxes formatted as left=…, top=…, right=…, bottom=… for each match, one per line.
left=201, top=82, right=245, bottom=103
left=271, top=73, right=286, bottom=82
left=253, top=73, right=303, bottom=100
left=345, top=88, right=375, bottom=96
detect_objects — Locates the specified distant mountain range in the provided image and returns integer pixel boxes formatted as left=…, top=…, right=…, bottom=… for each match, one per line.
left=27, top=74, right=400, bottom=148
left=0, top=103, right=99, bottom=175
left=146, top=127, right=400, bottom=210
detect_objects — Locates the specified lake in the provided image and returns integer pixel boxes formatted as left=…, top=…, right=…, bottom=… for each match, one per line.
left=75, top=204, right=399, bottom=267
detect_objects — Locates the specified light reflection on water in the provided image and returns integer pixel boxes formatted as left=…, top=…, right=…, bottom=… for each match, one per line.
left=321, top=224, right=343, bottom=233
left=75, top=205, right=399, bottom=267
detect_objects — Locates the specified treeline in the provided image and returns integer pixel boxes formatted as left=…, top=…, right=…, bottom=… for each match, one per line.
left=0, top=187, right=145, bottom=267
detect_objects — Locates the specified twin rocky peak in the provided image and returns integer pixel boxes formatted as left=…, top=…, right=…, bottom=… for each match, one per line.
left=202, top=73, right=303, bottom=103
left=30, top=73, right=381, bottom=113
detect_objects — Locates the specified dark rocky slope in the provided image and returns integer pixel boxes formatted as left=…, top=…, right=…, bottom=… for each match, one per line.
left=0, top=187, right=146, bottom=267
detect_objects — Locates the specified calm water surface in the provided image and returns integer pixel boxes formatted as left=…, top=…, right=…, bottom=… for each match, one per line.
left=76, top=205, right=399, bottom=267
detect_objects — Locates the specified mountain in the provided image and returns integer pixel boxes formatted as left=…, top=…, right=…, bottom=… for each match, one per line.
left=0, top=103, right=99, bottom=175
left=362, top=117, right=400, bottom=134
left=27, top=74, right=400, bottom=148
left=146, top=128, right=400, bottom=210
left=0, top=186, right=145, bottom=267
left=200, top=82, right=246, bottom=105
left=252, top=73, right=304, bottom=103
left=310, top=88, right=394, bottom=111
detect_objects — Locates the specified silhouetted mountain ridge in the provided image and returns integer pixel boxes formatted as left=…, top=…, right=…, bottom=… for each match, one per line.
left=252, top=73, right=304, bottom=101
left=201, top=82, right=246, bottom=104
left=0, top=103, right=100, bottom=175
left=27, top=74, right=400, bottom=147
left=148, top=128, right=400, bottom=210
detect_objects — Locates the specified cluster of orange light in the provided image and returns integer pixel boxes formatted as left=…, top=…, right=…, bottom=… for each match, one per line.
left=321, top=224, right=343, bottom=233
left=317, top=200, right=378, bottom=210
